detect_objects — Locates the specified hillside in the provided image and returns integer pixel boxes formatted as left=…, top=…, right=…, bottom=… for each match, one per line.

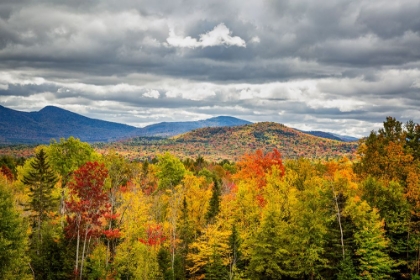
left=0, top=105, right=138, bottom=143
left=102, top=122, right=358, bottom=161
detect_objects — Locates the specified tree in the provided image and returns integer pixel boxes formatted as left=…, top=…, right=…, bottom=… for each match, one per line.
left=113, top=181, right=161, bottom=279
left=22, top=148, right=58, bottom=252
left=405, top=120, right=420, bottom=160
left=234, top=149, right=284, bottom=190
left=102, top=150, right=132, bottom=269
left=345, top=198, right=395, bottom=279
left=354, top=117, right=420, bottom=277
left=0, top=175, right=30, bottom=279
left=156, top=152, right=186, bottom=190
left=47, top=137, right=97, bottom=220
left=227, top=224, right=242, bottom=280
left=65, top=161, right=109, bottom=280
left=177, top=196, right=195, bottom=279
left=206, top=178, right=222, bottom=224
left=188, top=223, right=230, bottom=279
left=248, top=168, right=299, bottom=279
left=0, top=164, right=14, bottom=181
left=249, top=209, right=293, bottom=279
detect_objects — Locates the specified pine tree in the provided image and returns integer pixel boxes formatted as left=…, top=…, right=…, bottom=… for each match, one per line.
left=205, top=244, right=227, bottom=280
left=228, top=224, right=242, bottom=280
left=22, top=148, right=58, bottom=249
left=206, top=179, right=221, bottom=224
left=178, top=197, right=194, bottom=278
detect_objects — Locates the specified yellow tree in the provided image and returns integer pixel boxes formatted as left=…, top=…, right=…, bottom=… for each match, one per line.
left=113, top=180, right=161, bottom=279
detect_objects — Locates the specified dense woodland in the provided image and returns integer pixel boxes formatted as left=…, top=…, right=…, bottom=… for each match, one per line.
left=1, top=117, right=420, bottom=279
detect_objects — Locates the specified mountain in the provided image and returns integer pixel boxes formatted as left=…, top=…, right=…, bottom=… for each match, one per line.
left=0, top=105, right=138, bottom=143
left=0, top=105, right=252, bottom=144
left=302, top=131, right=342, bottom=141
left=331, top=133, right=359, bottom=142
left=137, top=116, right=252, bottom=137
left=107, top=122, right=358, bottom=161
left=0, top=105, right=358, bottom=146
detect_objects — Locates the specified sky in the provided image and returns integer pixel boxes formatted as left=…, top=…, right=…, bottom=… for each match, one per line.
left=1, top=0, right=420, bottom=137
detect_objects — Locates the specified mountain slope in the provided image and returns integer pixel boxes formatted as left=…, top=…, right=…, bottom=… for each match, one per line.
left=0, top=105, right=137, bottom=143
left=137, top=116, right=252, bottom=137
left=108, top=122, right=358, bottom=161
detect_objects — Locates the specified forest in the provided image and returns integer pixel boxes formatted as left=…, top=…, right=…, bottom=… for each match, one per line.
left=1, top=116, right=420, bottom=280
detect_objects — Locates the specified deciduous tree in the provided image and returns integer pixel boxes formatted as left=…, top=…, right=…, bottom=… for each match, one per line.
left=65, top=161, right=109, bottom=279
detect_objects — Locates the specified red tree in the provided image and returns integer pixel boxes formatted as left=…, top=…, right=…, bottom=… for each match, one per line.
left=234, top=149, right=285, bottom=207
left=139, top=223, right=166, bottom=247
left=235, top=149, right=285, bottom=189
left=65, top=161, right=109, bottom=280
left=0, top=165, right=14, bottom=182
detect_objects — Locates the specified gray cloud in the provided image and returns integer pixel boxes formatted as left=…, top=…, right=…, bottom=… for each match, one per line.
left=0, top=0, right=419, bottom=138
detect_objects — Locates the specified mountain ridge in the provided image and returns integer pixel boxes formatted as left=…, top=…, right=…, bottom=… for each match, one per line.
left=0, top=105, right=359, bottom=144
left=0, top=105, right=253, bottom=143
left=138, top=115, right=252, bottom=137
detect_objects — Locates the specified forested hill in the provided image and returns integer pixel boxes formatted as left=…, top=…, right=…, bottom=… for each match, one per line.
left=0, top=105, right=138, bottom=143
left=108, top=122, right=358, bottom=161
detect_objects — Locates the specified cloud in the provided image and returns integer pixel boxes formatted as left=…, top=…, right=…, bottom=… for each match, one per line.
left=0, top=0, right=419, bottom=137
left=143, top=89, right=160, bottom=99
left=166, top=23, right=246, bottom=48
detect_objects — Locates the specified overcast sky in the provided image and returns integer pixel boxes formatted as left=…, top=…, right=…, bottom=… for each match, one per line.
left=1, top=0, right=420, bottom=137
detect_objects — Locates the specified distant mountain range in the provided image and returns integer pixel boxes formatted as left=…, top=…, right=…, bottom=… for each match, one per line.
left=138, top=116, right=252, bottom=137
left=0, top=105, right=251, bottom=143
left=0, top=105, right=358, bottom=144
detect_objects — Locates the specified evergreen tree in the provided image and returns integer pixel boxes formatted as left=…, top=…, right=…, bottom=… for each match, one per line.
left=346, top=199, right=395, bottom=279
left=22, top=148, right=58, bottom=249
left=178, top=197, right=194, bottom=278
left=228, top=224, right=242, bottom=279
left=336, top=255, right=357, bottom=280
left=206, top=178, right=221, bottom=224
left=205, top=244, right=227, bottom=280
left=249, top=210, right=292, bottom=279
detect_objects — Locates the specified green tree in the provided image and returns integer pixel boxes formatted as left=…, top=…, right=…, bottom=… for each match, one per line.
left=346, top=199, right=395, bottom=279
left=227, top=224, right=242, bottom=280
left=0, top=175, right=31, bottom=279
left=22, top=148, right=58, bottom=253
left=205, top=245, right=227, bottom=280
left=206, top=178, right=221, bottom=224
left=178, top=197, right=194, bottom=279
left=336, top=255, right=357, bottom=280
left=156, top=152, right=186, bottom=190
left=249, top=209, right=292, bottom=279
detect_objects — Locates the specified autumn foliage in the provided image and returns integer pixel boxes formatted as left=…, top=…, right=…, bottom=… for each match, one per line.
left=65, top=161, right=109, bottom=239
left=3, top=117, right=420, bottom=279
left=139, top=224, right=166, bottom=247
left=235, top=148, right=285, bottom=189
